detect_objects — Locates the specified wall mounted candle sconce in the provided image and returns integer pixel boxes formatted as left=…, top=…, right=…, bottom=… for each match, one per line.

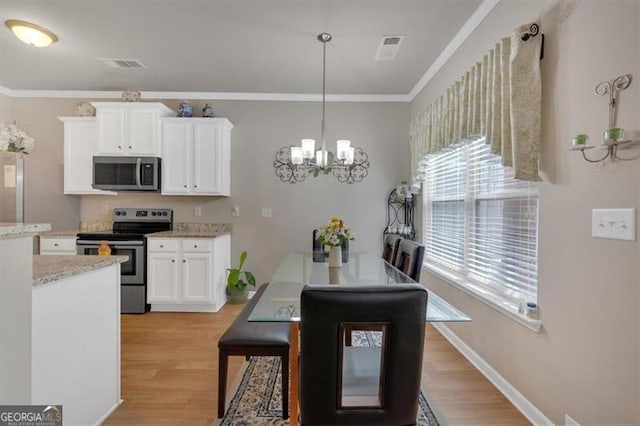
left=570, top=74, right=639, bottom=163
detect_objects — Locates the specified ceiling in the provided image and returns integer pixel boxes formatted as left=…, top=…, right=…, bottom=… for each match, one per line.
left=1, top=0, right=484, bottom=96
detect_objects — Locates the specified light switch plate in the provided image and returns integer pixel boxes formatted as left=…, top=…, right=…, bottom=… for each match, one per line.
left=592, top=208, right=636, bottom=241
left=261, top=207, right=272, bottom=217
left=232, top=205, right=240, bottom=217
left=194, top=206, right=202, bottom=217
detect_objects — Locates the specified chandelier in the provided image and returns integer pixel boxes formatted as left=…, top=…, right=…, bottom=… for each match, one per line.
left=273, top=33, right=370, bottom=184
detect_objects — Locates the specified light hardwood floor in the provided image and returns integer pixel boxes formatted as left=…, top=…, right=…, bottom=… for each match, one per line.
left=104, top=303, right=528, bottom=425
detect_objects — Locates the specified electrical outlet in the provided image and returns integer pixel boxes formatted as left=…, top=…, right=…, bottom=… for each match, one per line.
left=261, top=207, right=272, bottom=217
left=592, top=208, right=636, bottom=241
left=232, top=205, right=240, bottom=217
left=194, top=206, right=202, bottom=217
left=101, top=204, right=109, bottom=215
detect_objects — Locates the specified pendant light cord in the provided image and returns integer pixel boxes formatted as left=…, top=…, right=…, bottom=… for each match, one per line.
left=321, top=36, right=327, bottom=153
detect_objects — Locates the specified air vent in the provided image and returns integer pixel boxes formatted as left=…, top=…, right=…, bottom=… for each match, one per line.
left=98, top=58, right=146, bottom=69
left=374, top=35, right=405, bottom=61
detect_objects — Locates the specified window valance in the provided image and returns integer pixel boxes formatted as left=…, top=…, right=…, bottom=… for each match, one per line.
left=410, top=22, right=543, bottom=183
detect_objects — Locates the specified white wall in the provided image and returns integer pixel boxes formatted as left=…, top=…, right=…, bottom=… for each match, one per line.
left=9, top=98, right=410, bottom=283
left=412, top=1, right=640, bottom=424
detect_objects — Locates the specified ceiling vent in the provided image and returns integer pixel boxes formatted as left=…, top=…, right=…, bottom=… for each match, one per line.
left=374, top=35, right=404, bottom=61
left=98, top=58, right=146, bottom=69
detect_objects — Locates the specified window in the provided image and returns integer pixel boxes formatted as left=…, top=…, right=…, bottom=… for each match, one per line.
left=422, top=139, right=538, bottom=308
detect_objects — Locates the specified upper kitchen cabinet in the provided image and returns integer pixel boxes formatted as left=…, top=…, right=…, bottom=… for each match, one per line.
left=161, top=118, right=233, bottom=196
left=58, top=117, right=116, bottom=195
left=92, top=102, right=174, bottom=156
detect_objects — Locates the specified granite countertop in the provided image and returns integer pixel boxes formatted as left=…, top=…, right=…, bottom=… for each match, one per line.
left=33, top=255, right=129, bottom=285
left=39, top=230, right=81, bottom=237
left=147, top=230, right=232, bottom=238
left=1, top=223, right=51, bottom=237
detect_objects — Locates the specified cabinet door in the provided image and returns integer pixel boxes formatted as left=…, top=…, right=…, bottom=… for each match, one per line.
left=62, top=118, right=112, bottom=195
left=97, top=108, right=126, bottom=154
left=148, top=253, right=179, bottom=303
left=127, top=109, right=158, bottom=155
left=181, top=253, right=212, bottom=303
left=193, top=123, right=223, bottom=194
left=161, top=122, right=191, bottom=194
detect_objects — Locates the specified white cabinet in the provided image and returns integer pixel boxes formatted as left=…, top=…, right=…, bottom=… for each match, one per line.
left=92, top=102, right=174, bottom=156
left=147, top=234, right=230, bottom=312
left=58, top=117, right=116, bottom=195
left=161, top=118, right=233, bottom=196
left=39, top=236, right=77, bottom=255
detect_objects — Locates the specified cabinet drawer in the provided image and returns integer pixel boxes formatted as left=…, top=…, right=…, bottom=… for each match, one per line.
left=40, top=237, right=77, bottom=254
left=181, top=239, right=212, bottom=253
left=147, top=239, right=179, bottom=252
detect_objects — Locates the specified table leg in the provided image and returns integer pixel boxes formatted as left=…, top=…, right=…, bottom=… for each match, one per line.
left=290, top=322, right=299, bottom=426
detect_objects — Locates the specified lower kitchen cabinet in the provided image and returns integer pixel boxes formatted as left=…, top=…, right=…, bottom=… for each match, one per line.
left=39, top=236, right=77, bottom=255
left=147, top=234, right=230, bottom=312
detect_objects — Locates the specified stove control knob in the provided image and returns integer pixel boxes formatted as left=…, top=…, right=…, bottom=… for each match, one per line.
left=151, top=212, right=157, bottom=216
left=157, top=211, right=163, bottom=216
left=115, top=211, right=121, bottom=216
left=162, top=212, right=168, bottom=216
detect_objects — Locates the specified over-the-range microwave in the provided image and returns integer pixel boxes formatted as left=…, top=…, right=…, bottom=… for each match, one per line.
left=92, top=156, right=161, bottom=192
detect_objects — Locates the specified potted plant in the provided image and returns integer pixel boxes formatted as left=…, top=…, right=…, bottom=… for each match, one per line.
left=226, top=251, right=256, bottom=303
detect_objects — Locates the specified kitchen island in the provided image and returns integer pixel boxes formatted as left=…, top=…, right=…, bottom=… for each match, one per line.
left=1, top=223, right=127, bottom=425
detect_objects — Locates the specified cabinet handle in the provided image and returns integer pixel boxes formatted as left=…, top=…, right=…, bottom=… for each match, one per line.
left=54, top=243, right=59, bottom=247
left=128, top=146, right=132, bottom=149
left=118, top=145, right=122, bottom=149
left=183, top=185, right=187, bottom=188
left=182, top=259, right=186, bottom=263
left=160, top=244, right=164, bottom=248
left=171, top=259, right=175, bottom=263
left=194, top=185, right=198, bottom=188
left=193, top=244, right=198, bottom=248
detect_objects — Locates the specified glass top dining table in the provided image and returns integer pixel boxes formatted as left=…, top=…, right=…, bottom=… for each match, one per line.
left=248, top=250, right=471, bottom=323
left=246, top=250, right=470, bottom=426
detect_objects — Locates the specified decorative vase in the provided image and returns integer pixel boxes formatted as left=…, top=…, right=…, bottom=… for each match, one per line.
left=328, top=245, right=342, bottom=267
left=226, top=286, right=247, bottom=304
left=177, top=101, right=193, bottom=117
left=202, top=103, right=215, bottom=117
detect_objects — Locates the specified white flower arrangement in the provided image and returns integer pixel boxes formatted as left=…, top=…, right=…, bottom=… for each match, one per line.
left=1, top=122, right=35, bottom=154
left=315, top=216, right=355, bottom=247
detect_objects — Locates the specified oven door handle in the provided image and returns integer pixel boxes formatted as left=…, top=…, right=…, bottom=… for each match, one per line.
left=136, top=157, right=142, bottom=189
left=77, top=240, right=144, bottom=246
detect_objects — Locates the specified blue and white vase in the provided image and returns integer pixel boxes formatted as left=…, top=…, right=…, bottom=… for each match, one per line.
left=202, top=103, right=215, bottom=118
left=177, top=101, right=193, bottom=117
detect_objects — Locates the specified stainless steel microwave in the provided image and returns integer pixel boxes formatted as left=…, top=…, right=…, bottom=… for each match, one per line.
left=92, top=156, right=161, bottom=192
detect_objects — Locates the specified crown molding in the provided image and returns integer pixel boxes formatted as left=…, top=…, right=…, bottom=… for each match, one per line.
left=407, top=0, right=500, bottom=101
left=1, top=89, right=410, bottom=103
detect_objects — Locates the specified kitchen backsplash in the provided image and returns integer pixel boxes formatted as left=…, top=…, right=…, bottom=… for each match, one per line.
left=175, top=222, right=232, bottom=233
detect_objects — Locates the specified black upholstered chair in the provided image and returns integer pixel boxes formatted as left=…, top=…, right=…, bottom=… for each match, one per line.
left=299, top=284, right=428, bottom=426
left=393, top=239, right=425, bottom=281
left=312, top=229, right=349, bottom=263
left=382, top=234, right=403, bottom=264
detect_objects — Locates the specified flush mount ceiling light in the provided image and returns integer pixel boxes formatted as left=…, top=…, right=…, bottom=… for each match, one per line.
left=5, top=19, right=58, bottom=47
left=273, top=33, right=370, bottom=184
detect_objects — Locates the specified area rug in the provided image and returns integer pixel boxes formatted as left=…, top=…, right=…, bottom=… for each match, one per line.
left=219, top=331, right=440, bottom=425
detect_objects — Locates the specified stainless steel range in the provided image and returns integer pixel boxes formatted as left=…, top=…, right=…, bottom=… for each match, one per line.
left=76, top=208, right=173, bottom=314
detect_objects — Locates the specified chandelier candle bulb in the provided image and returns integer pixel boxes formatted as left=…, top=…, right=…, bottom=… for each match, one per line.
left=336, top=140, right=351, bottom=160
left=291, top=147, right=304, bottom=165
left=301, top=139, right=316, bottom=159
left=345, top=147, right=355, bottom=165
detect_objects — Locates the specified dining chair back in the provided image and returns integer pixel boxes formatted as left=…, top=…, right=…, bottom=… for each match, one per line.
left=393, top=239, right=425, bottom=281
left=381, top=234, right=403, bottom=264
left=299, top=284, right=428, bottom=426
left=312, top=229, right=349, bottom=263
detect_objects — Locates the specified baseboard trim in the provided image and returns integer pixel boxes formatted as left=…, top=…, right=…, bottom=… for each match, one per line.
left=94, top=399, right=123, bottom=425
left=431, top=323, right=554, bottom=426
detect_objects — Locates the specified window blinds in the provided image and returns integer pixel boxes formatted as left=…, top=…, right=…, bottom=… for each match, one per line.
left=423, top=139, right=538, bottom=300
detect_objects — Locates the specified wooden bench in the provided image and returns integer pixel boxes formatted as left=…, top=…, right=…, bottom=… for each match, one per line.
left=217, top=283, right=290, bottom=419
